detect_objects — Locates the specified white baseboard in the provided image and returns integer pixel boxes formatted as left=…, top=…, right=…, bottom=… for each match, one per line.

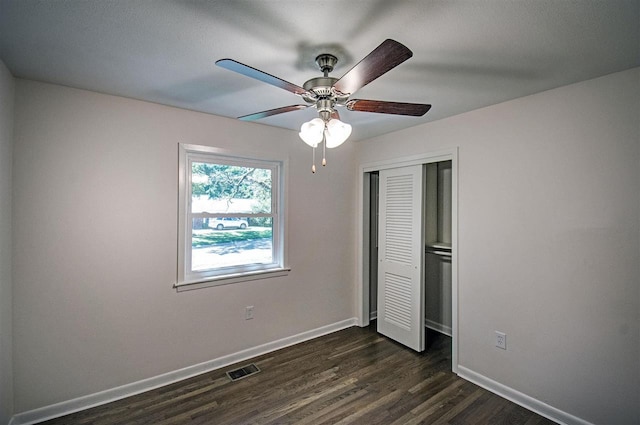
left=425, top=319, right=452, bottom=336
left=457, top=366, right=593, bottom=425
left=10, top=317, right=358, bottom=425
left=371, top=316, right=453, bottom=338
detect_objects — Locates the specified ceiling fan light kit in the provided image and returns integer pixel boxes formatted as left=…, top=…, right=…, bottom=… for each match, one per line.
left=216, top=39, right=431, bottom=173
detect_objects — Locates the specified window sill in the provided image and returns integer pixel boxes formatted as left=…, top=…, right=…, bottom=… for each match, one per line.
left=174, top=267, right=291, bottom=292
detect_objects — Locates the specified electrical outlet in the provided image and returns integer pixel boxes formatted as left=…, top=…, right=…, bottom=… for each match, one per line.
left=495, top=331, right=506, bottom=350
left=245, top=306, right=254, bottom=320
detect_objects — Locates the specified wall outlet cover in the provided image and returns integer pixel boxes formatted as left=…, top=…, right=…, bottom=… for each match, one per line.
left=495, top=331, right=506, bottom=350
left=245, top=306, right=254, bottom=320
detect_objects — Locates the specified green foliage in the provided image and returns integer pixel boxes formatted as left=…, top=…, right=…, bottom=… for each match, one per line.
left=248, top=216, right=271, bottom=227
left=192, top=163, right=271, bottom=207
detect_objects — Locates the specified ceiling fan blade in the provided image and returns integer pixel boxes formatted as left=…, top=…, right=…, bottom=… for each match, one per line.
left=331, top=110, right=341, bottom=121
left=333, top=39, right=413, bottom=95
left=238, top=104, right=309, bottom=121
left=346, top=99, right=431, bottom=116
left=216, top=59, right=307, bottom=95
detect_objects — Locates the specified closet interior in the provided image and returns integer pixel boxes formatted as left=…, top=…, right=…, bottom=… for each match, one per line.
left=368, top=159, right=452, bottom=341
left=424, top=161, right=452, bottom=337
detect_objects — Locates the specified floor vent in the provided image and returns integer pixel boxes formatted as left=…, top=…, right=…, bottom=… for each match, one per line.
left=226, top=363, right=261, bottom=381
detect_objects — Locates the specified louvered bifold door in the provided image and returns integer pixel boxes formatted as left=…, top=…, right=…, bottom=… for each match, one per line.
left=377, top=165, right=425, bottom=352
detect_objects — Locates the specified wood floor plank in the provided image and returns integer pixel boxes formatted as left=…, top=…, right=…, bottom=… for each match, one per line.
left=284, top=387, right=370, bottom=425
left=37, top=324, right=557, bottom=425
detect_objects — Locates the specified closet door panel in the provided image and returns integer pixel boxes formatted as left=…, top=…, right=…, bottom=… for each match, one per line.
left=377, top=165, right=425, bottom=352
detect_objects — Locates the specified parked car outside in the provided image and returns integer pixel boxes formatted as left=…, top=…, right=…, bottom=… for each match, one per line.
left=210, top=217, right=248, bottom=230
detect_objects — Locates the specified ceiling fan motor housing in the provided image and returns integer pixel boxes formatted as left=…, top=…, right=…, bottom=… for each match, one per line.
left=303, top=77, right=338, bottom=97
left=301, top=53, right=349, bottom=112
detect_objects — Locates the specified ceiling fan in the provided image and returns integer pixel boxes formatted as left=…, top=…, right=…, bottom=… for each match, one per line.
left=216, top=39, right=431, bottom=171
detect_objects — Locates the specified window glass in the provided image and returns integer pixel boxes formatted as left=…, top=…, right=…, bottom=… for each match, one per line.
left=191, top=217, right=273, bottom=270
left=190, top=163, right=272, bottom=214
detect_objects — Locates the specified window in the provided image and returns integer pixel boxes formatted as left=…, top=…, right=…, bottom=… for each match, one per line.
left=177, top=144, right=288, bottom=289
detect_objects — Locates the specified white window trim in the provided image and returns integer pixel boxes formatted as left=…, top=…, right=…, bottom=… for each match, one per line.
left=175, top=143, right=289, bottom=290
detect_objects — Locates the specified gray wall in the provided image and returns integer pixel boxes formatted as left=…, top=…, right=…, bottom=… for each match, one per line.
left=11, top=80, right=357, bottom=412
left=0, top=60, right=15, bottom=425
left=357, top=68, right=640, bottom=424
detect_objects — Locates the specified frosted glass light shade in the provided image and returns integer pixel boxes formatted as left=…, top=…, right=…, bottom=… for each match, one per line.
left=299, top=118, right=324, bottom=147
left=325, top=118, right=352, bottom=148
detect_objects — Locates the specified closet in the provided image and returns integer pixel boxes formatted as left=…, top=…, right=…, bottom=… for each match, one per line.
left=368, top=159, right=452, bottom=350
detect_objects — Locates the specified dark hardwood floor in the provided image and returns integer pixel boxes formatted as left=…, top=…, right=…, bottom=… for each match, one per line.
left=38, top=324, right=556, bottom=424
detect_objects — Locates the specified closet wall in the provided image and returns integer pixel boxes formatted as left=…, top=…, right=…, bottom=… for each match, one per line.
left=368, top=161, right=452, bottom=337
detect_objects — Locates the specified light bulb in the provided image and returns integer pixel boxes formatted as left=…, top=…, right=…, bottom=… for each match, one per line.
left=299, top=118, right=324, bottom=147
left=325, top=119, right=352, bottom=148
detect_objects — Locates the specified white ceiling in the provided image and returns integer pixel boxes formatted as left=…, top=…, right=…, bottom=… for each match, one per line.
left=1, top=0, right=638, bottom=141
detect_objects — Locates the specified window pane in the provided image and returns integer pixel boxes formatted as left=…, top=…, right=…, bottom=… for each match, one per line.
left=191, top=217, right=273, bottom=271
left=191, top=162, right=272, bottom=214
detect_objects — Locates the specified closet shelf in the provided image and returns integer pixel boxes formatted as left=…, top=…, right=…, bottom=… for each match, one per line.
left=426, top=242, right=451, bottom=250
left=425, top=242, right=452, bottom=258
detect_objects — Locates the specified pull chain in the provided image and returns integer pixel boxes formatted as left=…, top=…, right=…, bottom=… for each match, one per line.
left=322, top=126, right=327, bottom=166
left=322, top=137, right=327, bottom=166
left=311, top=146, right=316, bottom=173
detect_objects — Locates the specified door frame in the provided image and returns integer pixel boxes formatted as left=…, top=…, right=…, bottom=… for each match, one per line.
left=357, top=148, right=459, bottom=373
